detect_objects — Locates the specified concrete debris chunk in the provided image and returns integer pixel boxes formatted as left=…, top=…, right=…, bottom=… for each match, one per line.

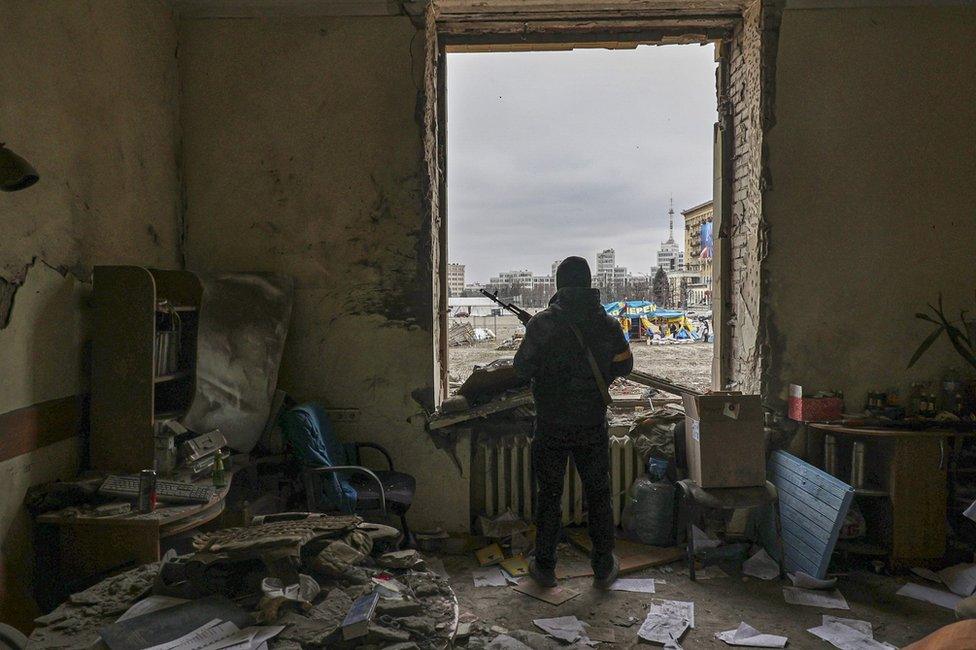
left=277, top=611, right=340, bottom=646
left=378, top=549, right=423, bottom=569
left=376, top=597, right=423, bottom=617
left=398, top=615, right=437, bottom=636
left=367, top=622, right=412, bottom=643
left=312, top=539, right=366, bottom=575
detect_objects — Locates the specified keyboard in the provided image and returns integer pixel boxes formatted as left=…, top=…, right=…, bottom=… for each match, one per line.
left=99, top=475, right=218, bottom=504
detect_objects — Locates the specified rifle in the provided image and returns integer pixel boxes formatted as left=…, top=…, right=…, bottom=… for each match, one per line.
left=627, top=370, right=703, bottom=397
left=479, top=289, right=532, bottom=325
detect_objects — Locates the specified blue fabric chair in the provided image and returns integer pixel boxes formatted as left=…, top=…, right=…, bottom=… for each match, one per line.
left=281, top=404, right=415, bottom=540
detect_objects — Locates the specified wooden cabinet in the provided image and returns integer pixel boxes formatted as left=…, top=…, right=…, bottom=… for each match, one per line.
left=90, top=266, right=201, bottom=472
left=810, top=424, right=961, bottom=565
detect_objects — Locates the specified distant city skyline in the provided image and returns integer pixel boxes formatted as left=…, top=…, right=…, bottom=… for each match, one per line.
left=447, top=45, right=717, bottom=284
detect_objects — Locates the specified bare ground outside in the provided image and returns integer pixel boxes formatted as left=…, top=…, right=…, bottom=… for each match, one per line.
left=448, top=313, right=713, bottom=395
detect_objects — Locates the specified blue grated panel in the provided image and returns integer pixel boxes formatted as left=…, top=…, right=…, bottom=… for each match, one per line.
left=769, top=450, right=854, bottom=579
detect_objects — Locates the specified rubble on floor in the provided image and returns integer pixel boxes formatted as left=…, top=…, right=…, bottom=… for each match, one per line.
left=29, top=514, right=458, bottom=649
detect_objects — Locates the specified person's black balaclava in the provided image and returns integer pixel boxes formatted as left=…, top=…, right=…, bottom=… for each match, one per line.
left=555, top=256, right=592, bottom=289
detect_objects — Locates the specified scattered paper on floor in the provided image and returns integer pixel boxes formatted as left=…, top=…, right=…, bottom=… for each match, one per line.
left=692, top=525, right=722, bottom=551
left=609, top=578, right=656, bottom=594
left=533, top=616, right=587, bottom=644
left=808, top=615, right=896, bottom=650
left=938, top=563, right=976, bottom=597
left=783, top=586, right=849, bottom=610
left=822, top=616, right=873, bottom=638
left=473, top=567, right=507, bottom=587
left=716, top=622, right=788, bottom=647
left=143, top=619, right=283, bottom=650
left=638, top=599, right=694, bottom=646
left=743, top=549, right=780, bottom=580
left=963, top=498, right=976, bottom=523
left=896, top=582, right=962, bottom=610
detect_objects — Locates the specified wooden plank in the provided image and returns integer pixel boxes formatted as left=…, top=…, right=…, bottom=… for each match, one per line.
left=774, top=477, right=845, bottom=526
left=779, top=528, right=821, bottom=577
left=770, top=451, right=854, bottom=579
left=773, top=470, right=845, bottom=512
left=771, top=450, right=852, bottom=495
left=777, top=501, right=832, bottom=546
left=770, top=457, right=847, bottom=509
left=0, top=395, right=88, bottom=462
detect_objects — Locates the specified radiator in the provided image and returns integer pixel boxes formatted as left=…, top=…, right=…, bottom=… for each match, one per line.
left=476, top=435, right=642, bottom=526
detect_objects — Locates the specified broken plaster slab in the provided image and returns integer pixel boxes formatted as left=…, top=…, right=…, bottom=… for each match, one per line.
left=0, top=260, right=90, bottom=414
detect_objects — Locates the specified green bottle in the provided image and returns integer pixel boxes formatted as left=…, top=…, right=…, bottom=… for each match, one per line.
left=212, top=453, right=227, bottom=488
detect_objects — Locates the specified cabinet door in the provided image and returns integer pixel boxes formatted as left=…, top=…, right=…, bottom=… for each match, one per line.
left=890, top=437, right=947, bottom=562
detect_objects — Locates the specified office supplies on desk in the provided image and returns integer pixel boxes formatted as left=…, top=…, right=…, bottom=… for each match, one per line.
left=99, top=475, right=216, bottom=505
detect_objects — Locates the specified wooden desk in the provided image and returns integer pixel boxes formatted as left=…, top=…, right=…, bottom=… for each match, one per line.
left=33, top=473, right=232, bottom=609
left=809, top=423, right=972, bottom=565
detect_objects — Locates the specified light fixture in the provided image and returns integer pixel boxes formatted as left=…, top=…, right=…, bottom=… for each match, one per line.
left=0, top=144, right=39, bottom=192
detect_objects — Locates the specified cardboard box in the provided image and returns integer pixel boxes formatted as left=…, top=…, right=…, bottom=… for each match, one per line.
left=787, top=384, right=843, bottom=422
left=683, top=392, right=766, bottom=488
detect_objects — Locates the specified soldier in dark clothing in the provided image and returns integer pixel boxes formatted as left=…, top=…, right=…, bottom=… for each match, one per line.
left=513, top=256, right=634, bottom=589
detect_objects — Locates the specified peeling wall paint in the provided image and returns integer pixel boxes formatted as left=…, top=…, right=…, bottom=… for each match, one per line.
left=0, top=0, right=181, bottom=630
left=763, top=6, right=976, bottom=410
left=179, top=16, right=470, bottom=531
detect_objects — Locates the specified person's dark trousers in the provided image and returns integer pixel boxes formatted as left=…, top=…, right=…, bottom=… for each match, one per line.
left=531, top=419, right=615, bottom=575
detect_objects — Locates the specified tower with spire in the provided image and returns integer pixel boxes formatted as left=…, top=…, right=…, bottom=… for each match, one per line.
left=653, top=196, right=684, bottom=276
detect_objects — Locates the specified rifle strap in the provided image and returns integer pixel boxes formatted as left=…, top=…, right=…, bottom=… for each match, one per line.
left=565, top=321, right=613, bottom=408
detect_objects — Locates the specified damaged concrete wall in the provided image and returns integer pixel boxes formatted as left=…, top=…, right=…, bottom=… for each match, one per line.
left=0, top=0, right=181, bottom=629
left=763, top=6, right=976, bottom=409
left=724, top=0, right=772, bottom=393
left=179, top=16, right=471, bottom=531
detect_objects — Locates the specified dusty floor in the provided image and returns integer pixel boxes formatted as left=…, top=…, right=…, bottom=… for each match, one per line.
left=449, top=315, right=714, bottom=394
left=436, top=537, right=955, bottom=648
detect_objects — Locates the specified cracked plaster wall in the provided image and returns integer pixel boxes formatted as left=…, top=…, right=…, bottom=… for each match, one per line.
left=763, top=6, right=976, bottom=412
left=0, top=0, right=180, bottom=629
left=179, top=16, right=470, bottom=532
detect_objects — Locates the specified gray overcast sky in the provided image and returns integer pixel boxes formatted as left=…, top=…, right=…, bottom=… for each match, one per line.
left=447, top=45, right=717, bottom=284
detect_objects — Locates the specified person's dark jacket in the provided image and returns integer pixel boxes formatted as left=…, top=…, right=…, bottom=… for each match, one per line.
left=513, top=287, right=633, bottom=427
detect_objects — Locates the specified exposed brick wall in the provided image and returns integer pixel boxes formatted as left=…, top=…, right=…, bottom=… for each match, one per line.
left=725, top=0, right=781, bottom=393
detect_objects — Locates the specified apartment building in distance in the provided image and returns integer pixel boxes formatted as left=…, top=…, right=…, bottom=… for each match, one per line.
left=447, top=262, right=465, bottom=296
left=681, top=199, right=714, bottom=307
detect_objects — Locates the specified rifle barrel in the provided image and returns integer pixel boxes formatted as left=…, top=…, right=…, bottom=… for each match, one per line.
left=627, top=370, right=703, bottom=397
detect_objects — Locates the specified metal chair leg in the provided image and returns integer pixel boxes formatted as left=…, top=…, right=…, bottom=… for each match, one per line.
left=774, top=500, right=785, bottom=579
left=687, top=505, right=697, bottom=582
left=399, top=514, right=415, bottom=549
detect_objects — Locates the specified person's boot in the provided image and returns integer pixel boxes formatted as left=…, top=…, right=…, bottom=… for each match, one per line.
left=593, top=554, right=620, bottom=590
left=529, top=557, right=557, bottom=588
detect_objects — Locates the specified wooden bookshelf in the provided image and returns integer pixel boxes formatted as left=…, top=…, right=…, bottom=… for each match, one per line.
left=91, top=266, right=202, bottom=472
